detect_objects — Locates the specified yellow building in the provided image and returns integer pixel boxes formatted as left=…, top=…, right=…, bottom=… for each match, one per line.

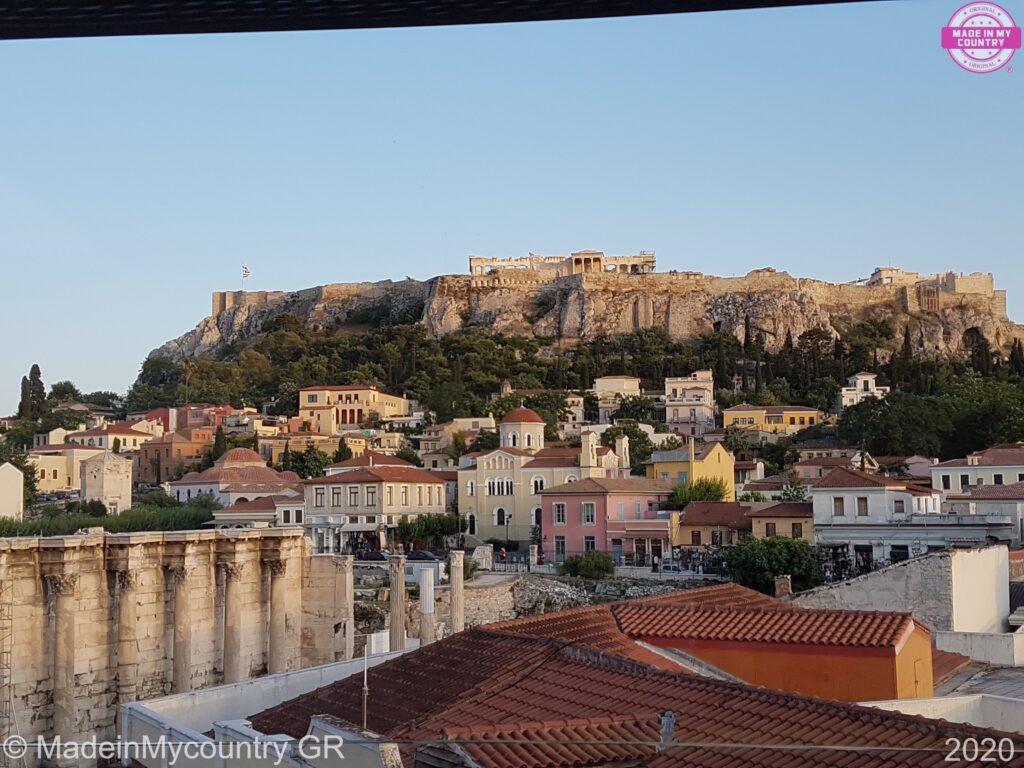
left=670, top=502, right=752, bottom=548
left=28, top=444, right=106, bottom=493
left=644, top=441, right=736, bottom=500
left=745, top=501, right=814, bottom=543
left=722, top=404, right=822, bottom=435
left=298, top=385, right=412, bottom=434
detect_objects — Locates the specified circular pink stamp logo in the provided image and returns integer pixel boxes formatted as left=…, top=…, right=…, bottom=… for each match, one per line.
left=941, top=3, right=1021, bottom=73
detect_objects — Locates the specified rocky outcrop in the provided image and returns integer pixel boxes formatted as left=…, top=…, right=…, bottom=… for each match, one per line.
left=152, top=268, right=1021, bottom=360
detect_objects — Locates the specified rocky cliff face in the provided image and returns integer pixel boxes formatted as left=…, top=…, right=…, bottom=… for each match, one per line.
left=153, top=269, right=1021, bottom=360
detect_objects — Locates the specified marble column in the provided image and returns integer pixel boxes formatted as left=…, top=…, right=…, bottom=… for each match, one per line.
left=449, top=551, right=465, bottom=634
left=388, top=556, right=406, bottom=652
left=222, top=562, right=245, bottom=683
left=170, top=565, right=193, bottom=693
left=46, top=572, right=79, bottom=739
left=266, top=559, right=288, bottom=674
left=116, top=570, right=140, bottom=707
left=335, top=556, right=355, bottom=660
left=419, top=569, right=436, bottom=646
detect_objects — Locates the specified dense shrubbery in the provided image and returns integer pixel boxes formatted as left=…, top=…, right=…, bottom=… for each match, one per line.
left=0, top=505, right=215, bottom=538
left=558, top=551, right=615, bottom=579
left=724, top=537, right=822, bottom=595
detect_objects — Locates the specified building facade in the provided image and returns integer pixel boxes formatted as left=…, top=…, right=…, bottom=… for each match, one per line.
left=0, top=461, right=24, bottom=520
left=80, top=451, right=133, bottom=515
left=458, top=409, right=628, bottom=544
left=660, top=370, right=715, bottom=437
left=167, top=448, right=302, bottom=506
left=297, top=385, right=412, bottom=434
left=723, top=404, right=822, bottom=435
left=838, top=372, right=890, bottom=412
left=931, top=444, right=1024, bottom=494
left=302, top=465, right=446, bottom=553
left=538, top=477, right=673, bottom=565
left=644, top=441, right=736, bottom=500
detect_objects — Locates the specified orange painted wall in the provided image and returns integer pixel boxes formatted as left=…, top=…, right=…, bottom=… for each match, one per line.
left=642, top=630, right=933, bottom=702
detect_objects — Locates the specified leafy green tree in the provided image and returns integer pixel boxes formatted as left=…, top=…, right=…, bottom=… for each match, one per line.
left=659, top=436, right=683, bottom=452
left=600, top=424, right=654, bottom=475
left=448, top=432, right=470, bottom=461
left=48, top=380, right=82, bottom=403
left=779, top=476, right=808, bottom=501
left=738, top=491, right=768, bottom=502
left=612, top=395, right=655, bottom=423
left=38, top=408, right=87, bottom=433
left=396, top=447, right=423, bottom=467
left=669, top=477, right=729, bottom=508
left=112, top=437, right=121, bottom=454
left=473, top=430, right=501, bottom=451
left=292, top=445, right=329, bottom=479
left=724, top=537, right=822, bottom=594
left=805, top=377, right=840, bottom=414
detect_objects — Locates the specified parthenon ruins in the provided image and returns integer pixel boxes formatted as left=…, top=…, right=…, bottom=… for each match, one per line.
left=468, top=249, right=656, bottom=276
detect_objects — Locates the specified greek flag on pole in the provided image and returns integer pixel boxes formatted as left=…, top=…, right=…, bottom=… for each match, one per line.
left=242, top=265, right=251, bottom=279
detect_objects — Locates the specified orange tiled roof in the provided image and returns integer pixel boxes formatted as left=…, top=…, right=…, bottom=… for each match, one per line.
left=540, top=478, right=674, bottom=495
left=501, top=407, right=546, bottom=424
left=614, top=605, right=919, bottom=647
left=746, top=501, right=814, bottom=519
left=679, top=502, right=753, bottom=530
left=325, top=450, right=412, bottom=469
left=304, top=466, right=444, bottom=485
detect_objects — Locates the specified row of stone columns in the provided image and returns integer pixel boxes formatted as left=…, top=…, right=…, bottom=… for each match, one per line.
left=387, top=551, right=466, bottom=652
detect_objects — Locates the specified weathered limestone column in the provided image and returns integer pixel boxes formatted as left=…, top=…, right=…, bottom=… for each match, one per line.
left=170, top=565, right=193, bottom=692
left=45, top=572, right=79, bottom=739
left=449, top=551, right=465, bottom=634
left=266, top=559, right=288, bottom=674
left=222, top=562, right=245, bottom=683
left=419, top=569, right=436, bottom=646
left=389, top=556, right=406, bottom=652
left=336, top=556, right=355, bottom=660
left=116, top=570, right=140, bottom=707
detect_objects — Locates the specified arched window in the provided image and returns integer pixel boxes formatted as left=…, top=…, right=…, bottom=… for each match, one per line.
left=565, top=475, right=579, bottom=484
left=525, top=433, right=534, bottom=448
left=467, top=481, right=475, bottom=497
left=533, top=507, right=542, bottom=526
left=504, top=478, right=514, bottom=495
left=509, top=432, right=518, bottom=448
left=532, top=476, right=545, bottom=494
left=495, top=508, right=506, bottom=526
left=468, top=514, right=477, bottom=536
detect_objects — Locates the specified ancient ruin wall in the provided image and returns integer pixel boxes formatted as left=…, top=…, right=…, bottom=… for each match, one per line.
left=0, top=528, right=352, bottom=744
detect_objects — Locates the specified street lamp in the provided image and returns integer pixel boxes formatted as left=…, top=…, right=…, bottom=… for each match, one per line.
left=505, top=512, right=513, bottom=553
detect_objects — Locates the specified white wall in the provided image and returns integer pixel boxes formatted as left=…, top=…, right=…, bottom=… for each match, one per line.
left=935, top=631, right=1024, bottom=666
left=867, top=695, right=1024, bottom=735
left=0, top=462, right=24, bottom=520
left=950, top=546, right=1010, bottom=632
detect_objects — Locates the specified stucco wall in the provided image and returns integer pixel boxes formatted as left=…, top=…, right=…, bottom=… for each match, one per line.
left=950, top=546, right=1010, bottom=633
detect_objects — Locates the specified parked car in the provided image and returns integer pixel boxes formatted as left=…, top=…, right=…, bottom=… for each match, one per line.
left=358, top=550, right=388, bottom=561
left=406, top=550, right=438, bottom=561
left=659, top=563, right=685, bottom=573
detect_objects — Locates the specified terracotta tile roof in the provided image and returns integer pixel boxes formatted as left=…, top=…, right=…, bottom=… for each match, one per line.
left=630, top=583, right=794, bottom=611
left=69, top=422, right=152, bottom=438
left=746, top=502, right=813, bottom=519
left=501, top=407, right=546, bottom=424
left=794, top=457, right=852, bottom=467
left=29, top=443, right=103, bottom=453
left=326, top=450, right=412, bottom=469
left=487, top=605, right=679, bottom=671
left=813, top=467, right=908, bottom=489
left=614, top=605, right=918, bottom=648
left=240, top=586, right=1024, bottom=768
left=679, top=502, right=753, bottom=530
left=958, top=481, right=1024, bottom=500
left=522, top=457, right=581, bottom=469
left=472, top=447, right=536, bottom=458
left=436, top=716, right=660, bottom=768
left=936, top=444, right=1024, bottom=468
left=540, top=478, right=674, bottom=495
left=174, top=465, right=297, bottom=486
left=304, top=466, right=444, bottom=485
left=932, top=649, right=972, bottom=685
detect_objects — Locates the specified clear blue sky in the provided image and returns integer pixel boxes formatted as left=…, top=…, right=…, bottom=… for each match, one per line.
left=1, top=0, right=1021, bottom=415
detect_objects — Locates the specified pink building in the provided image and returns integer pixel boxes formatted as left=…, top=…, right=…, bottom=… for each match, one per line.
left=539, top=477, right=674, bottom=566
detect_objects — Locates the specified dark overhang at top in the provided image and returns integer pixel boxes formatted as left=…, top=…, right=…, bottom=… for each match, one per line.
left=0, top=0, right=883, bottom=41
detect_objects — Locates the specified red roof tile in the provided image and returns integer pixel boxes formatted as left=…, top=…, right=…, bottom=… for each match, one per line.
left=746, top=502, right=814, bottom=519
left=630, top=583, right=794, bottom=611
left=540, top=478, right=674, bottom=495
left=813, top=467, right=909, bottom=489
left=326, top=450, right=412, bottom=469
left=305, top=466, right=444, bottom=485
left=614, top=605, right=919, bottom=648
left=679, top=502, right=753, bottom=530
left=501, top=407, right=546, bottom=424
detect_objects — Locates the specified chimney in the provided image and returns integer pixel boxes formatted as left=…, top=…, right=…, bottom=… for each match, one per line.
left=774, top=574, right=793, bottom=598
left=614, top=433, right=630, bottom=473
left=657, top=711, right=676, bottom=752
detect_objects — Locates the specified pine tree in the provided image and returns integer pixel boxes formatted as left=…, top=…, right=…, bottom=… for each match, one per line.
left=17, top=376, right=30, bottom=419
left=743, top=315, right=752, bottom=356
left=27, top=364, right=45, bottom=419
left=902, top=325, right=913, bottom=361
left=333, top=438, right=353, bottom=463
left=281, top=441, right=292, bottom=472
left=212, top=425, right=228, bottom=460
left=112, top=437, right=121, bottom=454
